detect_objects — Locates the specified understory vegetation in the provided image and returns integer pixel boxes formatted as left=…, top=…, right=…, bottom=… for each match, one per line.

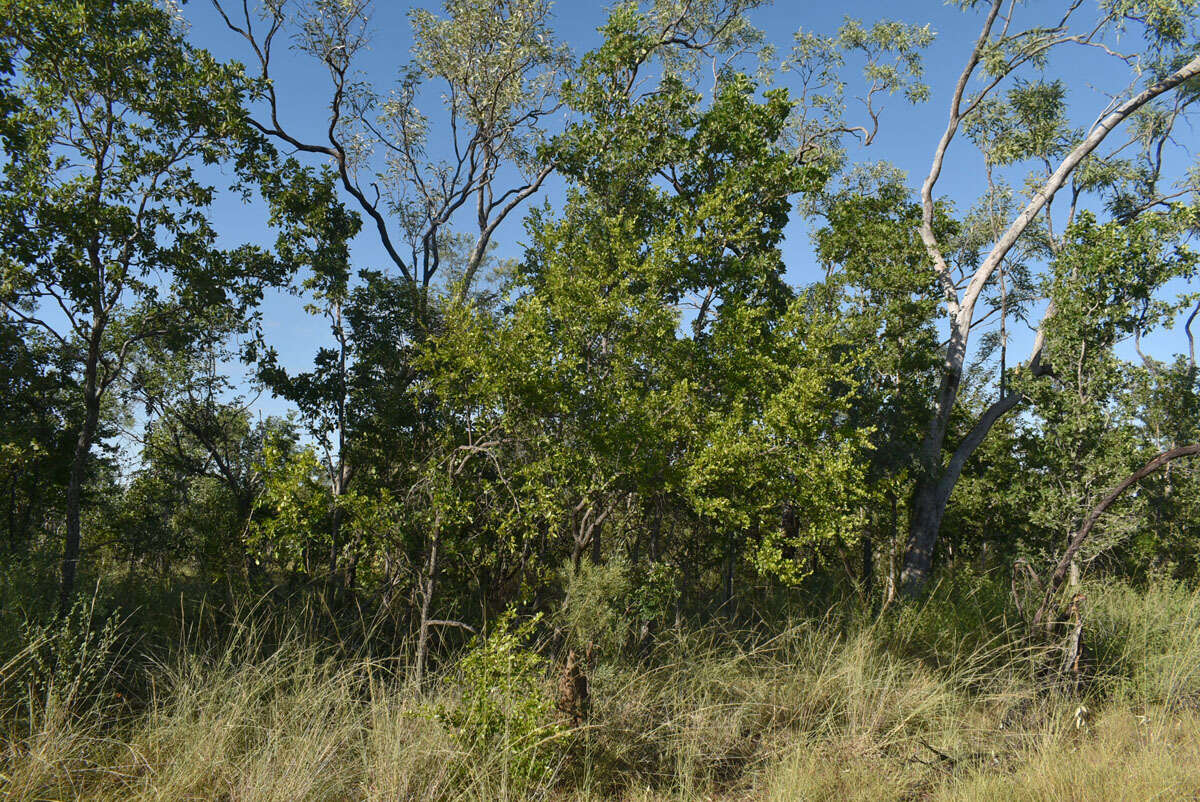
left=4, top=577, right=1200, bottom=800
left=2, top=0, right=1200, bottom=798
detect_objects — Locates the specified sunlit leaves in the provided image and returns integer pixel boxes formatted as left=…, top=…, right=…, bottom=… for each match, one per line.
left=784, top=16, right=933, bottom=165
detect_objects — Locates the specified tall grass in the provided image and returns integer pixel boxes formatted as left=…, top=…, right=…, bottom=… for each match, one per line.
left=3, top=578, right=1200, bottom=800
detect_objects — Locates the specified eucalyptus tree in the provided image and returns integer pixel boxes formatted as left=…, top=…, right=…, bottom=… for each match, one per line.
left=209, top=0, right=783, bottom=311
left=809, top=176, right=948, bottom=597
left=211, top=0, right=568, bottom=311
left=0, top=0, right=283, bottom=609
left=895, top=0, right=1200, bottom=596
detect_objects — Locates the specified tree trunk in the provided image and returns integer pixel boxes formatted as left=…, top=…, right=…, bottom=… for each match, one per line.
left=324, top=436, right=352, bottom=582
left=722, top=530, right=737, bottom=614
left=899, top=472, right=952, bottom=598
left=884, top=489, right=899, bottom=606
left=901, top=385, right=1027, bottom=598
left=414, top=521, right=441, bottom=685
left=59, top=362, right=101, bottom=614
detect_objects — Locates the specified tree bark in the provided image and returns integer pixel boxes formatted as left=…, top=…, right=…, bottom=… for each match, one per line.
left=902, top=476, right=949, bottom=595
left=901, top=388, right=1025, bottom=596
left=328, top=458, right=353, bottom=594
left=723, top=529, right=738, bottom=614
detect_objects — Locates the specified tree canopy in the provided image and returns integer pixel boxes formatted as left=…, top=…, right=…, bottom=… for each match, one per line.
left=1, top=0, right=1198, bottom=670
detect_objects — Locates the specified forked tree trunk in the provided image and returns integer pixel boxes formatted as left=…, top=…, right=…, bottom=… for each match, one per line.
left=901, top=388, right=1023, bottom=597
left=896, top=11, right=1200, bottom=598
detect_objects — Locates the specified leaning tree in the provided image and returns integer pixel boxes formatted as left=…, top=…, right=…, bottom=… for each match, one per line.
left=895, top=0, right=1200, bottom=595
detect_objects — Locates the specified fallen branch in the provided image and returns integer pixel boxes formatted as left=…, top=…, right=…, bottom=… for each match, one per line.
left=426, top=619, right=479, bottom=636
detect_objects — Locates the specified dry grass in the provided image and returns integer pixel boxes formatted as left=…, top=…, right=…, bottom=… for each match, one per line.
left=3, top=580, right=1200, bottom=800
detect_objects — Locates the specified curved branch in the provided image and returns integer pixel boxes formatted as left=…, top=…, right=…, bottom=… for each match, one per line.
left=920, top=0, right=1002, bottom=311
left=1185, top=297, right=1199, bottom=371
left=1032, top=443, right=1200, bottom=631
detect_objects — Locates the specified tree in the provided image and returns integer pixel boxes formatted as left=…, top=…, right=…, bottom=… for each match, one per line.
left=0, top=0, right=283, bottom=609
left=1120, top=350, right=1200, bottom=574
left=896, top=0, right=1200, bottom=596
left=809, top=175, right=948, bottom=597
left=0, top=316, right=75, bottom=557
left=253, top=163, right=363, bottom=590
left=423, top=0, right=919, bottom=628
left=212, top=0, right=571, bottom=312
left=132, top=348, right=297, bottom=580
left=940, top=207, right=1199, bottom=595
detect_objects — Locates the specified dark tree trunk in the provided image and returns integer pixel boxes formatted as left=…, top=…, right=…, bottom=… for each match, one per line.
left=900, top=386, right=1026, bottom=598
left=723, top=530, right=736, bottom=613
left=900, top=473, right=951, bottom=598
left=59, top=363, right=101, bottom=615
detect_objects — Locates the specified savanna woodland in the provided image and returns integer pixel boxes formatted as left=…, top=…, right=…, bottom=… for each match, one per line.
left=2, top=0, right=1200, bottom=799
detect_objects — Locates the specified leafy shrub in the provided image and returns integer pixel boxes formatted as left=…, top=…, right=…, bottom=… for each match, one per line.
left=556, top=556, right=633, bottom=656
left=443, top=611, right=564, bottom=791
left=11, top=595, right=121, bottom=712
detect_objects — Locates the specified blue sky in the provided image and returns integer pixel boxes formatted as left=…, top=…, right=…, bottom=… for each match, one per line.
left=178, top=0, right=1196, bottom=418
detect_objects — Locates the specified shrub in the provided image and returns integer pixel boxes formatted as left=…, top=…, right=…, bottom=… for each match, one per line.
left=443, top=611, right=565, bottom=793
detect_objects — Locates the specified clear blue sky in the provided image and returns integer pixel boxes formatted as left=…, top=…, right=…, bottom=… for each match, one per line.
left=178, top=0, right=1195, bottom=418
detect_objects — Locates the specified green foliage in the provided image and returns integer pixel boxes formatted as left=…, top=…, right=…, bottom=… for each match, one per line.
left=964, top=79, right=1074, bottom=167
left=556, top=557, right=636, bottom=656
left=786, top=16, right=934, bottom=165
left=1, top=8, right=1200, bottom=799
left=11, top=594, right=120, bottom=711
left=444, top=611, right=564, bottom=788
left=407, top=0, right=568, bottom=162
left=0, top=0, right=292, bottom=604
left=1046, top=208, right=1198, bottom=353
left=0, top=321, right=75, bottom=555
left=631, top=560, right=682, bottom=625
left=249, top=442, right=330, bottom=571
left=1102, top=0, right=1200, bottom=47
left=0, top=0, right=280, bottom=330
